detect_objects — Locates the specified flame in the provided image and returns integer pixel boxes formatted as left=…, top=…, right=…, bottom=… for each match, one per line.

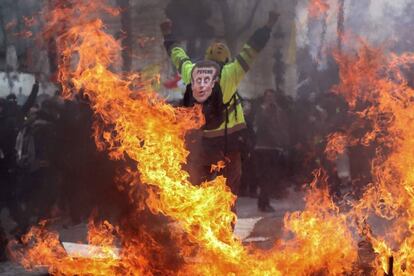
left=308, top=0, right=330, bottom=19
left=17, top=0, right=414, bottom=275
left=334, top=41, right=414, bottom=275
left=325, top=132, right=348, bottom=161
left=9, top=220, right=120, bottom=275
left=270, top=170, right=358, bottom=275
left=14, top=1, right=271, bottom=274
left=210, top=160, right=226, bottom=173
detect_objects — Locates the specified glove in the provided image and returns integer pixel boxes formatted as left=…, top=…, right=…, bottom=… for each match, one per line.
left=266, top=11, right=279, bottom=29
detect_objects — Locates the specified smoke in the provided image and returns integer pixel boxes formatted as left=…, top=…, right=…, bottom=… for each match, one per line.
left=348, top=0, right=413, bottom=47
left=297, top=0, right=414, bottom=63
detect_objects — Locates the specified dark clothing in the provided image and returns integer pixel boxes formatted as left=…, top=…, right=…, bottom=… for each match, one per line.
left=0, top=82, right=39, bottom=219
left=165, top=22, right=272, bottom=203
left=254, top=95, right=291, bottom=207
left=239, top=121, right=257, bottom=197
left=255, top=105, right=290, bottom=149
left=185, top=130, right=241, bottom=195
left=255, top=148, right=287, bottom=208
left=0, top=226, right=6, bottom=262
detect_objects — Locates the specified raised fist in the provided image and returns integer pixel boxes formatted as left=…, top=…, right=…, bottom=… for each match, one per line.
left=266, top=11, right=279, bottom=28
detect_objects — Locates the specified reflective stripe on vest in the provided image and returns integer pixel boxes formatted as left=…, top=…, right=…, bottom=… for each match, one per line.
left=203, top=96, right=246, bottom=138
left=203, top=123, right=246, bottom=138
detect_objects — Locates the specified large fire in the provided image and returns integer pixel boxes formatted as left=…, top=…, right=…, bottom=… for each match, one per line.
left=9, top=0, right=414, bottom=275
left=334, top=44, right=414, bottom=275
left=325, top=132, right=348, bottom=161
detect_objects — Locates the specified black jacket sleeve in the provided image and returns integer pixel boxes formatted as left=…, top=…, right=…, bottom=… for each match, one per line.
left=247, top=26, right=272, bottom=52
left=163, top=34, right=179, bottom=56
left=21, top=81, right=39, bottom=116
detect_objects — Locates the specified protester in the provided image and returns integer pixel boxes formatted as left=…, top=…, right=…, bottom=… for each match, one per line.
left=239, top=99, right=257, bottom=197
left=161, top=11, right=279, bottom=204
left=0, top=80, right=39, bottom=260
left=254, top=89, right=291, bottom=212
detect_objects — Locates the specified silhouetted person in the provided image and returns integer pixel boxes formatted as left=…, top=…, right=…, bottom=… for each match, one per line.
left=254, top=89, right=290, bottom=212
left=0, top=81, right=39, bottom=235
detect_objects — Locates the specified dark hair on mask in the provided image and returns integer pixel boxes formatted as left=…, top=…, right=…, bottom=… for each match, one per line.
left=190, top=60, right=220, bottom=82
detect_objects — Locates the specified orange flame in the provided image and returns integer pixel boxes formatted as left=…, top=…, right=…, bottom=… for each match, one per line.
left=14, top=1, right=405, bottom=275
left=210, top=160, right=226, bottom=173
left=308, top=0, right=330, bottom=18
left=334, top=41, right=414, bottom=275
left=9, top=220, right=120, bottom=275
left=325, top=132, right=348, bottom=161
left=271, top=170, right=358, bottom=275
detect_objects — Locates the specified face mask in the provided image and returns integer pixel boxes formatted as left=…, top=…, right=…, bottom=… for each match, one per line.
left=191, top=66, right=218, bottom=103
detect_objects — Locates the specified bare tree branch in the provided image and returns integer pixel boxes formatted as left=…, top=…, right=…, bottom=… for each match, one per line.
left=213, top=0, right=236, bottom=50
left=215, top=0, right=232, bottom=36
left=214, top=0, right=261, bottom=52
left=337, top=0, right=345, bottom=53
left=214, top=0, right=231, bottom=19
left=236, top=0, right=261, bottom=37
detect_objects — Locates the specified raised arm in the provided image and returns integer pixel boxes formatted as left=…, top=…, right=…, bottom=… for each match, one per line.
left=221, top=11, right=279, bottom=102
left=160, top=20, right=195, bottom=85
left=21, top=79, right=40, bottom=116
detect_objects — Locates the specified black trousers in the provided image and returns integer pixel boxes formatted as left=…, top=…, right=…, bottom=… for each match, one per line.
left=255, top=148, right=286, bottom=207
left=187, top=147, right=241, bottom=196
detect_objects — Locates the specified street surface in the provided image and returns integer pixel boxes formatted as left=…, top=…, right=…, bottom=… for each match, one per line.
left=0, top=189, right=305, bottom=275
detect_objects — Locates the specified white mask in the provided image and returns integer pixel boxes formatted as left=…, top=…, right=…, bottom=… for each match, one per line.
left=191, top=66, right=218, bottom=103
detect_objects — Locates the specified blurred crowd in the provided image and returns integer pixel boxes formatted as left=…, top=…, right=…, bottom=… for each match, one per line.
left=239, top=87, right=353, bottom=204
left=0, top=81, right=131, bottom=261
